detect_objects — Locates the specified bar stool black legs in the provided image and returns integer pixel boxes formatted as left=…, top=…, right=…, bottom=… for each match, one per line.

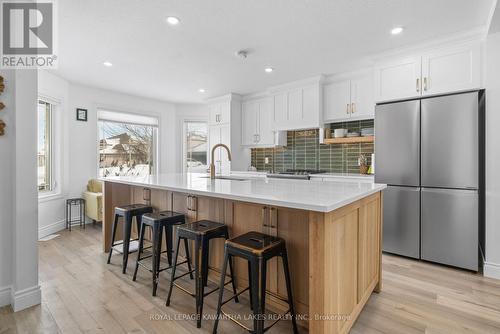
left=132, top=211, right=193, bottom=296
left=213, top=231, right=299, bottom=334
left=106, top=204, right=153, bottom=274
left=166, top=220, right=239, bottom=328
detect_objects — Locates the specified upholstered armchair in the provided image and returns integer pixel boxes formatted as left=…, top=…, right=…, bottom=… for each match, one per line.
left=82, top=179, right=103, bottom=223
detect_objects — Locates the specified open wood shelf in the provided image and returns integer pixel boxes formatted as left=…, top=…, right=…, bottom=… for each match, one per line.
left=324, top=136, right=374, bottom=145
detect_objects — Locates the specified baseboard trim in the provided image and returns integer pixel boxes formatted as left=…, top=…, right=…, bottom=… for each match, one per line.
left=11, top=285, right=41, bottom=312
left=0, top=285, right=11, bottom=308
left=38, top=219, right=66, bottom=239
left=484, top=261, right=500, bottom=280
left=38, top=217, right=94, bottom=240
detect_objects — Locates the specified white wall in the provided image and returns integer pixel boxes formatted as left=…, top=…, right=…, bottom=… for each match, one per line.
left=0, top=70, right=41, bottom=311
left=37, top=72, right=70, bottom=238
left=175, top=103, right=208, bottom=173
left=0, top=70, right=15, bottom=307
left=484, top=31, right=500, bottom=279
left=37, top=71, right=207, bottom=238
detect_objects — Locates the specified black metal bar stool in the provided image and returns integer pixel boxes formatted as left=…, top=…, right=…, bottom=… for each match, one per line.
left=213, top=231, right=299, bottom=334
left=166, top=220, right=239, bottom=328
left=132, top=211, right=194, bottom=296
left=65, top=198, right=86, bottom=231
left=107, top=204, right=153, bottom=274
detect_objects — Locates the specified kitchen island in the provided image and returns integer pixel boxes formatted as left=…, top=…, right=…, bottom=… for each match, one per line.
left=102, top=173, right=386, bottom=334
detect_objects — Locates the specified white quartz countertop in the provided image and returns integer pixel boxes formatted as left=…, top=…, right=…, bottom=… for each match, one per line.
left=102, top=173, right=386, bottom=213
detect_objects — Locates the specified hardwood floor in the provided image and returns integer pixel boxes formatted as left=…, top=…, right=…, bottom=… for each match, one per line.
left=1, top=225, right=500, bottom=333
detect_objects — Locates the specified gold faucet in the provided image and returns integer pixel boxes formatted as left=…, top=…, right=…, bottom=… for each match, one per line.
left=210, top=143, right=232, bottom=179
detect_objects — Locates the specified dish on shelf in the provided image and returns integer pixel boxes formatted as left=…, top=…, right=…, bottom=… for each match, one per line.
left=347, top=132, right=360, bottom=137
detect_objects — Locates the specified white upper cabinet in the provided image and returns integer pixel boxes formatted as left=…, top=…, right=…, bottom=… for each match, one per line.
left=209, top=101, right=231, bottom=125
left=270, top=77, right=323, bottom=131
left=421, top=43, right=481, bottom=96
left=287, top=88, right=303, bottom=122
left=374, top=56, right=422, bottom=102
left=241, top=97, right=275, bottom=147
left=258, top=98, right=274, bottom=145
left=241, top=100, right=259, bottom=146
left=323, top=72, right=374, bottom=122
left=273, top=92, right=288, bottom=124
left=374, top=41, right=482, bottom=102
left=350, top=74, right=375, bottom=119
left=324, top=80, right=352, bottom=122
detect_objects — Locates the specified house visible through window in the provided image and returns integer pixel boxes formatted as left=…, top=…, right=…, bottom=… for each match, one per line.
left=38, top=100, right=53, bottom=192
left=98, top=110, right=158, bottom=178
left=184, top=121, right=208, bottom=173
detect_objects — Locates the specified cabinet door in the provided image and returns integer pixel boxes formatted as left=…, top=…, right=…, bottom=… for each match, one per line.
left=302, top=85, right=320, bottom=125
left=209, top=125, right=221, bottom=173
left=287, top=88, right=303, bottom=122
left=241, top=101, right=258, bottom=145
left=209, top=104, right=220, bottom=125
left=421, top=43, right=481, bottom=96
left=374, top=56, right=422, bottom=102
left=219, top=101, right=231, bottom=124
left=276, top=208, right=310, bottom=310
left=258, top=98, right=275, bottom=145
left=351, top=74, right=374, bottom=120
left=219, top=124, right=231, bottom=174
left=273, top=92, right=288, bottom=126
left=323, top=80, right=351, bottom=122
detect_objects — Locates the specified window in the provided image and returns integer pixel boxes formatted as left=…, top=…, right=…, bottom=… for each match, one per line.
left=98, top=110, right=158, bottom=178
left=184, top=121, right=208, bottom=173
left=38, top=100, right=53, bottom=192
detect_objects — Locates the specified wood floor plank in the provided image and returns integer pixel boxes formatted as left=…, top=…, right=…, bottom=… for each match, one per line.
left=1, top=226, right=500, bottom=334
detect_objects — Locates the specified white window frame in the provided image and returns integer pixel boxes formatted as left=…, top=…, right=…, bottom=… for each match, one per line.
left=38, top=95, right=62, bottom=201
left=97, top=109, right=160, bottom=178
left=182, top=119, right=209, bottom=174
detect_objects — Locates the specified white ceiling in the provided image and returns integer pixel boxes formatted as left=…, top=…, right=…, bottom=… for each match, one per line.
left=54, top=0, right=494, bottom=103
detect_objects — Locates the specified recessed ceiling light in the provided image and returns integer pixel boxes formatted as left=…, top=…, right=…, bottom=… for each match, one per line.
left=391, top=27, right=404, bottom=35
left=103, top=61, right=113, bottom=67
left=264, top=67, right=274, bottom=73
left=198, top=88, right=206, bottom=93
left=166, top=16, right=180, bottom=25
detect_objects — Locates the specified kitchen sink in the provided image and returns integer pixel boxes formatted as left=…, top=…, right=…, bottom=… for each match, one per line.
left=199, top=176, right=249, bottom=181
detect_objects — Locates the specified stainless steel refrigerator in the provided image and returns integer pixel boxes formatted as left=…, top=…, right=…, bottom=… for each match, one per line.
left=375, top=91, right=485, bottom=271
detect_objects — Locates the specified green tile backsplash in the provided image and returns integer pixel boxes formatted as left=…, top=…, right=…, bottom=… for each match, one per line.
left=251, top=119, right=374, bottom=174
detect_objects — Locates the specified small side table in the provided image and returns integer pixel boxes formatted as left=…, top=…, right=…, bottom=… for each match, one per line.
left=66, top=198, right=86, bottom=231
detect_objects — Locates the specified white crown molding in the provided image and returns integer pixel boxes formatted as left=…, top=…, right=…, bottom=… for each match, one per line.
left=205, top=93, right=242, bottom=104
left=370, top=26, right=487, bottom=62
left=267, top=75, right=324, bottom=94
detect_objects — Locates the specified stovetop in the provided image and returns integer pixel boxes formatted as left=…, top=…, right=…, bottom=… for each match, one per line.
left=277, top=169, right=326, bottom=175
left=266, top=169, right=326, bottom=180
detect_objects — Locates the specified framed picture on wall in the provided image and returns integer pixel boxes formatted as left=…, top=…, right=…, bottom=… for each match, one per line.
left=76, top=108, right=88, bottom=122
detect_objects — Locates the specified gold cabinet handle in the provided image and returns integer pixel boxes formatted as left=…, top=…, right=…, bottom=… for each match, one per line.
left=262, top=206, right=270, bottom=228
left=423, top=77, right=428, bottom=91
left=416, top=78, right=420, bottom=92
left=192, top=196, right=197, bottom=212
left=269, top=207, right=277, bottom=228
left=351, top=103, right=356, bottom=114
